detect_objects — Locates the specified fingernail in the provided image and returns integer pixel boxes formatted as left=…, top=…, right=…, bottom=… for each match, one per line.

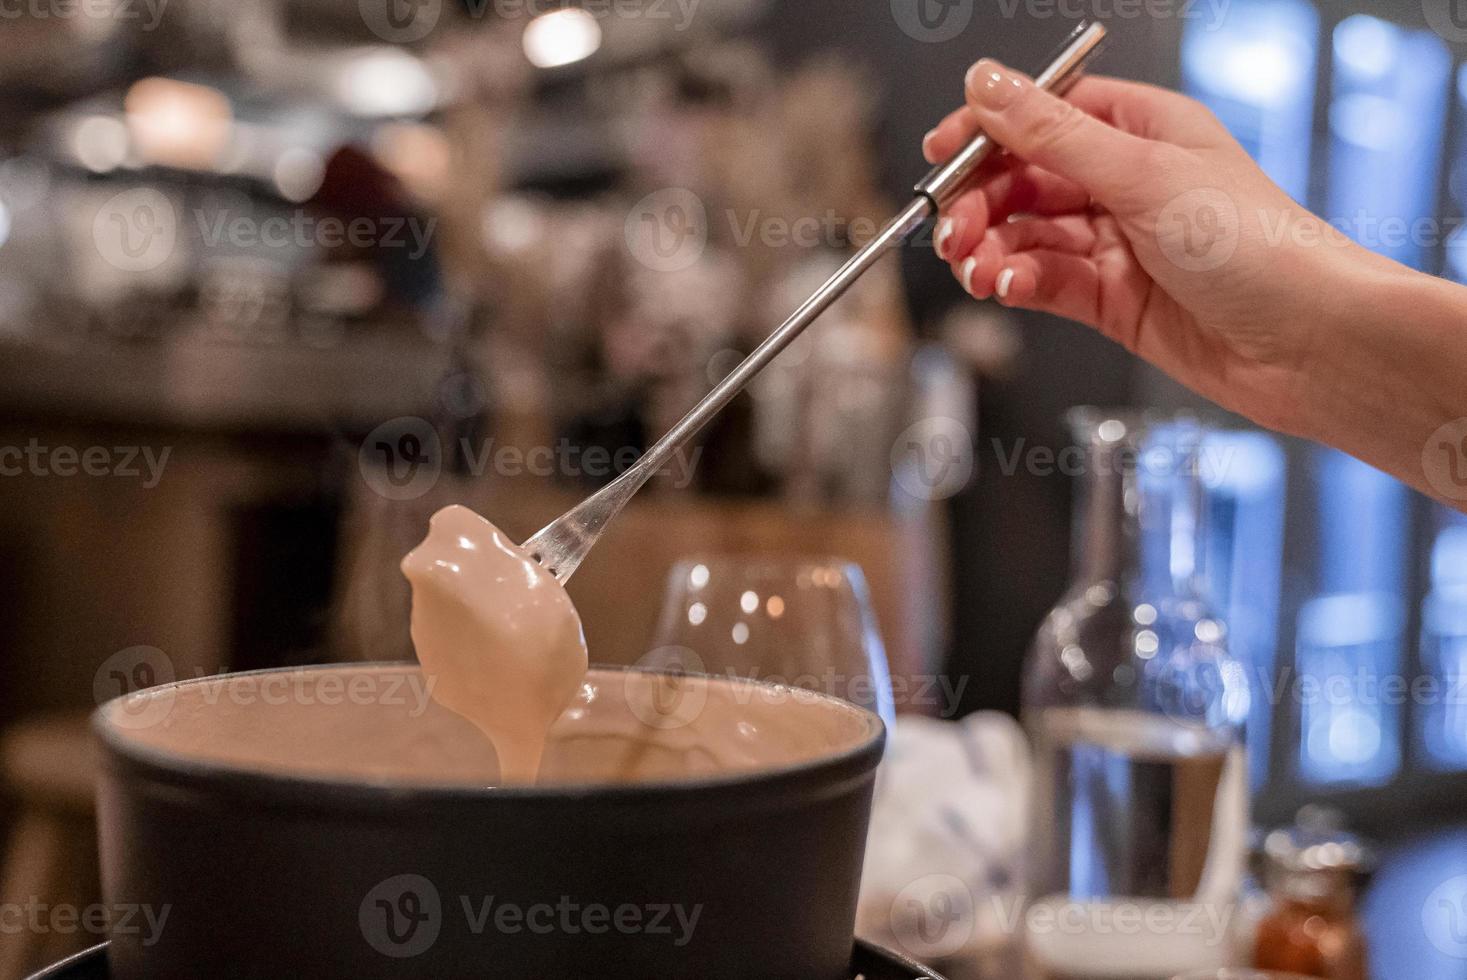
left=922, top=128, right=939, bottom=153
left=960, top=257, right=978, bottom=296
left=996, top=267, right=1015, bottom=300
left=935, top=218, right=955, bottom=260
left=966, top=59, right=1025, bottom=111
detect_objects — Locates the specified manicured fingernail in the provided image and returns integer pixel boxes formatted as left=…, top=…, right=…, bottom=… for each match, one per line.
left=922, top=128, right=939, bottom=156
left=960, top=257, right=978, bottom=296
left=996, top=267, right=1016, bottom=300
left=935, top=218, right=955, bottom=260
left=966, top=59, right=1024, bottom=111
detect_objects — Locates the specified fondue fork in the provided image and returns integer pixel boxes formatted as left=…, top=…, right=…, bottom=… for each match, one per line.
left=524, top=21, right=1108, bottom=583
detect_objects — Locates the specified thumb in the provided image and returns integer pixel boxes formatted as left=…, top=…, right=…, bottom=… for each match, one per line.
left=964, top=59, right=1152, bottom=205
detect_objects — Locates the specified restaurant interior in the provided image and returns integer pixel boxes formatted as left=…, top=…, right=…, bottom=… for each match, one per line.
left=2, top=0, right=1467, bottom=978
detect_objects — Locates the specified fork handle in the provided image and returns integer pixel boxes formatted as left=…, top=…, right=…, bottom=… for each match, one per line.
left=914, top=20, right=1107, bottom=209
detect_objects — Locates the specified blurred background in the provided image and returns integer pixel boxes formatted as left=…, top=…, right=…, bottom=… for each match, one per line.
left=4, top=0, right=1467, bottom=976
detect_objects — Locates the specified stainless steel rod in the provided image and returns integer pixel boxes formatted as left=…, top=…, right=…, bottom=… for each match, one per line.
left=627, top=21, right=1107, bottom=483
left=523, top=22, right=1109, bottom=580
left=626, top=196, right=935, bottom=483
left=915, top=20, right=1108, bottom=208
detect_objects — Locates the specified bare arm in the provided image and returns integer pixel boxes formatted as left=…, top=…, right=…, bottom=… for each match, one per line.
left=924, top=59, right=1467, bottom=506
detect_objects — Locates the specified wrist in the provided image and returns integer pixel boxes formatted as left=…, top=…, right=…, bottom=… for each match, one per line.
left=1299, top=246, right=1467, bottom=495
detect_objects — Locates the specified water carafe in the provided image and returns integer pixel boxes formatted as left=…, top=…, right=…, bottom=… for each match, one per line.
left=1021, top=410, right=1251, bottom=980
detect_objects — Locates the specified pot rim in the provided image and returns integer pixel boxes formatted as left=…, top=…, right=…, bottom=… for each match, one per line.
left=92, top=662, right=886, bottom=806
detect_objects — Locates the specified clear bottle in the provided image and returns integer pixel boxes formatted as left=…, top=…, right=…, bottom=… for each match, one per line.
left=1021, top=410, right=1252, bottom=980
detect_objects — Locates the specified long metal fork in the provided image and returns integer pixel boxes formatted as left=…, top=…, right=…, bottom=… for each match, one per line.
left=523, top=21, right=1108, bottom=582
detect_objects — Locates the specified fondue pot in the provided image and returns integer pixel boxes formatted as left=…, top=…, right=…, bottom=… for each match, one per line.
left=90, top=664, right=891, bottom=980
left=28, top=939, right=946, bottom=979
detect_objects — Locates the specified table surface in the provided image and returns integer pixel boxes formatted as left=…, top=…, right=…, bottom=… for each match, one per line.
left=929, top=824, right=1467, bottom=980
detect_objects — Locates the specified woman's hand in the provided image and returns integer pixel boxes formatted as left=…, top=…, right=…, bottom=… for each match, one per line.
left=924, top=60, right=1467, bottom=506
left=925, top=61, right=1386, bottom=439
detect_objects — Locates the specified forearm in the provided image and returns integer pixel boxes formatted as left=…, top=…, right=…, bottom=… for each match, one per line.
left=1300, top=252, right=1467, bottom=507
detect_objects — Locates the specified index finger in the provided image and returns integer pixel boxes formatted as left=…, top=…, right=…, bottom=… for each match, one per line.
left=923, top=74, right=1186, bottom=165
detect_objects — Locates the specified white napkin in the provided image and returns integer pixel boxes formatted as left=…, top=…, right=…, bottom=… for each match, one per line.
left=856, top=712, right=1030, bottom=964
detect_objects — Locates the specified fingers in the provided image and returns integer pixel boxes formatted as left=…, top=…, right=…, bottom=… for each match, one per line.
left=968, top=250, right=1103, bottom=326
left=977, top=164, right=1092, bottom=223
left=934, top=164, right=1092, bottom=262
left=962, top=60, right=1155, bottom=204
left=923, top=106, right=979, bottom=165
left=952, top=216, right=1096, bottom=300
left=924, top=74, right=1198, bottom=167
left=1060, top=76, right=1217, bottom=144
left=990, top=214, right=1098, bottom=255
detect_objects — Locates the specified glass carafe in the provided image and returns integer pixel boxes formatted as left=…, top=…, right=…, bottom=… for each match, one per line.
left=1021, top=410, right=1251, bottom=980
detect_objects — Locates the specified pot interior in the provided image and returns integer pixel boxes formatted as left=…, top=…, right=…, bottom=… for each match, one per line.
left=96, top=665, right=882, bottom=789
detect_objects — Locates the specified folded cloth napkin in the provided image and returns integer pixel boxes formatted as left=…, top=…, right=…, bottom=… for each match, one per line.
left=855, top=712, right=1030, bottom=965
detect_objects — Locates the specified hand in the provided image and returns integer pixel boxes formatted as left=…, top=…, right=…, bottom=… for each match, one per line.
left=923, top=60, right=1390, bottom=440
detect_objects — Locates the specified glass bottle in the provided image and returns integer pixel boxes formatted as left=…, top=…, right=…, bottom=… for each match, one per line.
left=1021, top=410, right=1252, bottom=980
left=1253, top=810, right=1370, bottom=980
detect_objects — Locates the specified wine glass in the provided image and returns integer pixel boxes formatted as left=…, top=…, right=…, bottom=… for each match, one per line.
left=649, top=556, right=896, bottom=728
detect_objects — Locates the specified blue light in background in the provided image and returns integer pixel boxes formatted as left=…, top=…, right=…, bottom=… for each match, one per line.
left=1327, top=15, right=1451, bottom=271
left=1295, top=14, right=1450, bottom=787
left=1444, top=67, right=1467, bottom=283
left=1300, top=451, right=1409, bottom=785
left=1200, top=432, right=1287, bottom=789
left=1185, top=8, right=1455, bottom=786
left=1315, top=450, right=1410, bottom=597
left=1181, top=0, right=1319, bottom=200
left=1297, top=592, right=1404, bottom=786
left=1421, top=515, right=1467, bottom=768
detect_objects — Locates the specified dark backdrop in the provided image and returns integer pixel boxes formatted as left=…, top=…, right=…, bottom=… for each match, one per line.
left=753, top=3, right=1187, bottom=714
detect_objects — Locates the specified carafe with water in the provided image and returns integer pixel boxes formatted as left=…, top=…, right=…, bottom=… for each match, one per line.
left=1021, top=411, right=1251, bottom=980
